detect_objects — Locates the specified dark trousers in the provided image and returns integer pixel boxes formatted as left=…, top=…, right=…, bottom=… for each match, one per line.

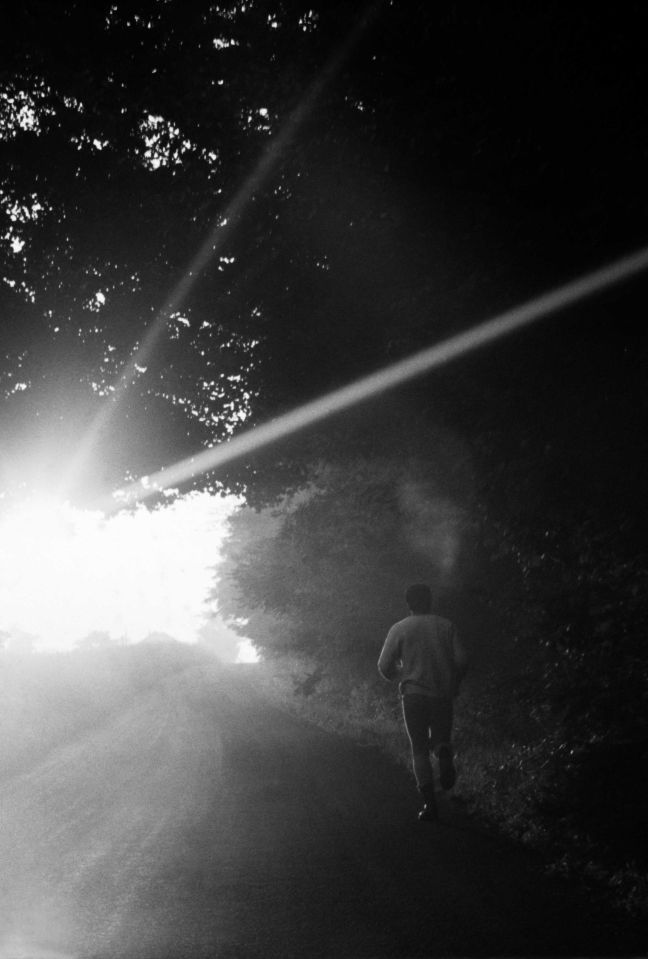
left=402, top=694, right=453, bottom=788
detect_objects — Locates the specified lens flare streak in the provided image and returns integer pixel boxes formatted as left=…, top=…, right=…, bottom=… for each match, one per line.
left=115, top=244, right=648, bottom=505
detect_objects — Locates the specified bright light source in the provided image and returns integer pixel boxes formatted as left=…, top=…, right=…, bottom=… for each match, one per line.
left=0, top=493, right=238, bottom=653
left=236, top=638, right=260, bottom=664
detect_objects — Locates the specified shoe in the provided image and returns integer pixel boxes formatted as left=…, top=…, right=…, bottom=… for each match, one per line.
left=438, top=745, right=456, bottom=790
left=417, top=782, right=438, bottom=822
left=418, top=802, right=438, bottom=822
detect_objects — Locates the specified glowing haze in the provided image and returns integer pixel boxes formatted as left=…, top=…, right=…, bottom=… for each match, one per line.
left=0, top=492, right=243, bottom=654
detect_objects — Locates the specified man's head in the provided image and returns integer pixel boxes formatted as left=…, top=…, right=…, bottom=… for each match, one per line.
left=405, top=583, right=432, bottom=614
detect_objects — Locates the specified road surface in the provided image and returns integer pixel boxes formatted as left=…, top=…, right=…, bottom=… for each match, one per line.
left=0, top=655, right=640, bottom=958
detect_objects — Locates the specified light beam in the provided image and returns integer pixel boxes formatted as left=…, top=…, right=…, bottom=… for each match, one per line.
left=111, top=244, right=648, bottom=507
left=61, top=2, right=384, bottom=499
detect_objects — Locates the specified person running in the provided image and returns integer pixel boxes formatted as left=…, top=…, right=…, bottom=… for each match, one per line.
left=378, top=583, right=468, bottom=822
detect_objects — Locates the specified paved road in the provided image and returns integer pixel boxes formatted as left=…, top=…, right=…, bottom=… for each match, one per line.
left=0, top=657, right=640, bottom=958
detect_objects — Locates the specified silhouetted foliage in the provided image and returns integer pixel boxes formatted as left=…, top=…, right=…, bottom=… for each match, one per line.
left=2, top=2, right=648, bottom=500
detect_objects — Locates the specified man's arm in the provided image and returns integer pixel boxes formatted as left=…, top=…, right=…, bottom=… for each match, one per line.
left=377, top=626, right=401, bottom=681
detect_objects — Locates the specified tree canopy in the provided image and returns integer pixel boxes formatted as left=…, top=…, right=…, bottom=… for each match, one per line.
left=2, top=2, right=648, bottom=502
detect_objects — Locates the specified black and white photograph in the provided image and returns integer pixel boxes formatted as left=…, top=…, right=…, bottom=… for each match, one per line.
left=1, top=2, right=647, bottom=956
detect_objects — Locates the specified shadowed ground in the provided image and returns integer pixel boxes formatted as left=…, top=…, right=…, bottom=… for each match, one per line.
left=0, top=658, right=643, bottom=958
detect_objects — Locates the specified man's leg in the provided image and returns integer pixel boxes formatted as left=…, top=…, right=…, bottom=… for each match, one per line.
left=437, top=744, right=456, bottom=790
left=429, top=699, right=456, bottom=790
left=402, top=694, right=437, bottom=821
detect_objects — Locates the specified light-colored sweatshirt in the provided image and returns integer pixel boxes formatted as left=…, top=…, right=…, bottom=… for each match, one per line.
left=377, top=613, right=468, bottom=699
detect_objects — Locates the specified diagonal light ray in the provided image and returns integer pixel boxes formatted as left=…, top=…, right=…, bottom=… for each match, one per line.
left=109, top=244, right=648, bottom=509
left=61, top=2, right=384, bottom=497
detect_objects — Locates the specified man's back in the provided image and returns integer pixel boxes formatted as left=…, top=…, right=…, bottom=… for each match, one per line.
left=378, top=613, right=466, bottom=698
